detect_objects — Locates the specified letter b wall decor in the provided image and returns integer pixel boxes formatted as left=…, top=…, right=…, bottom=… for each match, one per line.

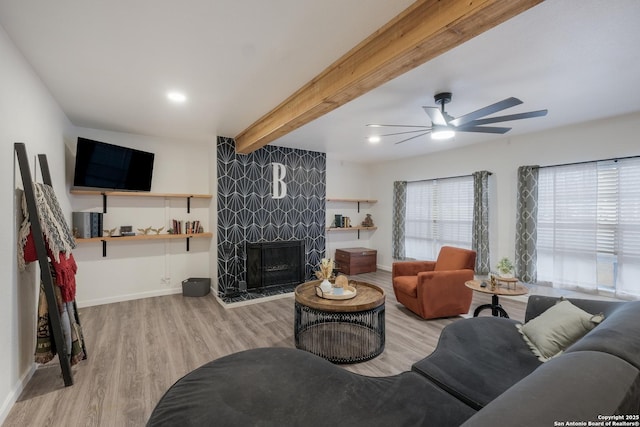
left=272, top=162, right=287, bottom=199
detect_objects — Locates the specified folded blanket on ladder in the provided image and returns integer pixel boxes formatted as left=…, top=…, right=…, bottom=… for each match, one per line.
left=18, top=182, right=78, bottom=301
left=17, top=182, right=85, bottom=364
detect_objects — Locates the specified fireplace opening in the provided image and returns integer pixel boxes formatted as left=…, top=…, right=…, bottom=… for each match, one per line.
left=246, top=240, right=305, bottom=290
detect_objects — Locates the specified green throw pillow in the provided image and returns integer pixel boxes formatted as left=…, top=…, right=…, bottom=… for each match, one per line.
left=516, top=299, right=604, bottom=362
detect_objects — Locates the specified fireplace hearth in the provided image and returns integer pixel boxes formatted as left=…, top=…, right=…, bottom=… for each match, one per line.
left=246, top=240, right=305, bottom=290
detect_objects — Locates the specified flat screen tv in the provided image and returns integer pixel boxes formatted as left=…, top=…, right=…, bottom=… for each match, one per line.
left=72, top=137, right=155, bottom=191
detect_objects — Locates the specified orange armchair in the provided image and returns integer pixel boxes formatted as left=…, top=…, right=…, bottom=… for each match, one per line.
left=392, top=246, right=476, bottom=319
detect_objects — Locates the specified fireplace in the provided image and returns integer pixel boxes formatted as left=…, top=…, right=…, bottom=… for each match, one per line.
left=246, top=240, right=305, bottom=290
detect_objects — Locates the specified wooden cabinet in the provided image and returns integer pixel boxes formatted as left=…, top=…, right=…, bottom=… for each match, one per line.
left=335, top=247, right=377, bottom=275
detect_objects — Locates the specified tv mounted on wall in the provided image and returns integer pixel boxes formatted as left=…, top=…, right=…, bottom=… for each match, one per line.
left=72, top=137, right=155, bottom=191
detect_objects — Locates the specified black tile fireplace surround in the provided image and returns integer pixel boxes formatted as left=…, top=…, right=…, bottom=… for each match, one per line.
left=220, top=240, right=307, bottom=304
left=216, top=136, right=326, bottom=304
left=246, top=240, right=305, bottom=290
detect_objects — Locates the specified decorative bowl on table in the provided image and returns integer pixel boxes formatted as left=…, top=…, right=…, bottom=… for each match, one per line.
left=315, top=285, right=357, bottom=300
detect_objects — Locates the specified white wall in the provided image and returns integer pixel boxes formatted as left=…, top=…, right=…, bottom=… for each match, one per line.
left=0, top=25, right=74, bottom=424
left=68, top=128, right=215, bottom=307
left=368, top=112, right=640, bottom=271
left=0, top=21, right=217, bottom=420
left=325, top=157, right=376, bottom=258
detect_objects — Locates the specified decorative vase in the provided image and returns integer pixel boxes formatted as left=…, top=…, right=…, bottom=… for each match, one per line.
left=320, top=279, right=332, bottom=294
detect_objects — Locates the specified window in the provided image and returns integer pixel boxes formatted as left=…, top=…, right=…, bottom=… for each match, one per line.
left=405, top=176, right=473, bottom=260
left=536, top=158, right=640, bottom=298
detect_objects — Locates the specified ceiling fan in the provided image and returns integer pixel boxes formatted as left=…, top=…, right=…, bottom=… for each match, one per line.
left=367, top=92, right=548, bottom=145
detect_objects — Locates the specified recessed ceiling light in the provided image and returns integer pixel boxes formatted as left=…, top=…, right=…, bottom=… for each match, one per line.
left=368, top=136, right=381, bottom=144
left=167, top=91, right=187, bottom=103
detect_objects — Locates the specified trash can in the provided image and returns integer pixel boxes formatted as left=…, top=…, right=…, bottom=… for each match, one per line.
left=182, top=278, right=211, bottom=297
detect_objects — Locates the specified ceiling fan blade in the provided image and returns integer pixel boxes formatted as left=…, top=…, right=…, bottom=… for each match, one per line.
left=455, top=125, right=511, bottom=134
left=423, top=106, right=447, bottom=126
left=449, top=97, right=523, bottom=127
left=378, top=129, right=433, bottom=137
left=366, top=124, right=429, bottom=128
left=394, top=131, right=431, bottom=145
left=464, top=109, right=548, bottom=126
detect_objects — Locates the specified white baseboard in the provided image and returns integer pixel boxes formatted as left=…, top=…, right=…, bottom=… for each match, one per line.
left=77, top=287, right=183, bottom=308
left=0, top=363, right=36, bottom=425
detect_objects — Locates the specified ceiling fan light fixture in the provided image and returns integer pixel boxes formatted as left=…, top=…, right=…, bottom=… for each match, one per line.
left=431, top=127, right=455, bottom=140
left=167, top=91, right=187, bottom=103
left=368, top=135, right=381, bottom=144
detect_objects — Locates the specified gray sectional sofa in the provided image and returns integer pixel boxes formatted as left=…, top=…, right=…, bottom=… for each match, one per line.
left=147, top=295, right=640, bottom=426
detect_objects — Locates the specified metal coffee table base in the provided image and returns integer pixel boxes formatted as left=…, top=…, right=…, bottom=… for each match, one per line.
left=294, top=302, right=385, bottom=364
left=473, top=294, right=510, bottom=318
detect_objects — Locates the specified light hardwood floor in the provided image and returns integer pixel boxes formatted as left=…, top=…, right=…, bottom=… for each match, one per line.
left=3, top=270, right=525, bottom=427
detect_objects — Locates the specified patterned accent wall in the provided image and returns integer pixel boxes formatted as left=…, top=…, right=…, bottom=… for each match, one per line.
left=216, top=136, right=326, bottom=297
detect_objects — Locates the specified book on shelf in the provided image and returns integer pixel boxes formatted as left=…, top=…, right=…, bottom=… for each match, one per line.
left=90, top=212, right=103, bottom=237
left=172, top=219, right=203, bottom=234
left=72, top=212, right=91, bottom=238
left=73, top=211, right=103, bottom=238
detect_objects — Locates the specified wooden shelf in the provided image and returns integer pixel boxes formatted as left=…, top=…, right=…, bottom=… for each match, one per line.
left=75, top=232, right=213, bottom=243
left=326, top=198, right=377, bottom=203
left=70, top=189, right=212, bottom=199
left=70, top=189, right=211, bottom=213
left=327, top=198, right=376, bottom=239
left=75, top=232, right=212, bottom=257
left=327, top=226, right=377, bottom=239
left=326, top=227, right=377, bottom=232
left=71, top=190, right=211, bottom=256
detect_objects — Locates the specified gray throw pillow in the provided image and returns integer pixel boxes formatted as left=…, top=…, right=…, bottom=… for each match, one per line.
left=516, top=299, right=604, bottom=361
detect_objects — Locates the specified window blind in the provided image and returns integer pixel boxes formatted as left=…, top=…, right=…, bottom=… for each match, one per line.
left=618, top=159, right=640, bottom=297
left=537, top=157, right=640, bottom=298
left=405, top=176, right=473, bottom=260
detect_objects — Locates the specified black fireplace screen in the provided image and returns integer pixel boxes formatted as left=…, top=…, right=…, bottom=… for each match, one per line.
left=246, top=240, right=305, bottom=289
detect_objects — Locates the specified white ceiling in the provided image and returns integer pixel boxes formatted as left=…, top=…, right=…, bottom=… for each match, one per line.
left=2, top=0, right=640, bottom=163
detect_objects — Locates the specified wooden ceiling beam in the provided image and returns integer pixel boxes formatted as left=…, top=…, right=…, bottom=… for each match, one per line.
left=235, top=0, right=544, bottom=154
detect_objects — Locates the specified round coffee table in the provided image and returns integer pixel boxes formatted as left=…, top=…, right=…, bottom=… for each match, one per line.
left=465, top=279, right=529, bottom=318
left=294, top=280, right=385, bottom=364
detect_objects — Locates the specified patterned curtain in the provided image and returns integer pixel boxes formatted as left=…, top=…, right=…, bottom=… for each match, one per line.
left=515, top=165, right=539, bottom=283
left=392, top=181, right=407, bottom=260
left=472, top=171, right=491, bottom=274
